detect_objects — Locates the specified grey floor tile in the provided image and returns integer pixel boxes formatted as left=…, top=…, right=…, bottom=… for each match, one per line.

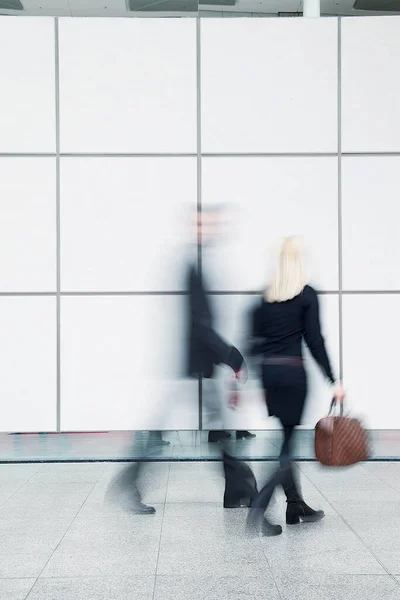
left=156, top=539, right=269, bottom=577
left=66, top=512, right=163, bottom=538
left=166, top=480, right=223, bottom=503
left=161, top=514, right=250, bottom=542
left=348, top=517, right=400, bottom=549
left=0, top=516, right=72, bottom=578
left=260, top=515, right=365, bottom=552
left=0, top=483, right=23, bottom=506
left=166, top=481, right=224, bottom=504
left=168, top=462, right=224, bottom=482
left=27, top=577, right=155, bottom=600
left=321, top=488, right=400, bottom=502
left=274, top=573, right=400, bottom=600
left=164, top=502, right=225, bottom=518
left=299, top=463, right=382, bottom=491
left=363, top=462, right=400, bottom=476
left=0, top=483, right=94, bottom=520
left=0, top=579, right=36, bottom=600
left=154, top=575, right=280, bottom=600
left=41, top=521, right=161, bottom=577
left=0, top=464, right=41, bottom=483
left=331, top=501, right=400, bottom=519
left=362, top=463, right=400, bottom=492
left=266, top=546, right=385, bottom=576
left=260, top=516, right=385, bottom=576
left=30, top=463, right=107, bottom=483
left=42, top=547, right=159, bottom=578
left=0, top=551, right=55, bottom=578
left=364, top=550, right=400, bottom=575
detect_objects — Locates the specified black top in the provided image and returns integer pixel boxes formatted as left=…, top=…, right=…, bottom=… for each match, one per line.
left=186, top=265, right=244, bottom=378
left=250, top=285, right=335, bottom=384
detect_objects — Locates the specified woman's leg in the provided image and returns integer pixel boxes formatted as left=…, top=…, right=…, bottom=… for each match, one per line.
left=280, top=423, right=325, bottom=525
left=280, top=424, right=301, bottom=502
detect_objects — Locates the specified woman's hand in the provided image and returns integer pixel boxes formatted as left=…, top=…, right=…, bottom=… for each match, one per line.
left=332, top=381, right=345, bottom=403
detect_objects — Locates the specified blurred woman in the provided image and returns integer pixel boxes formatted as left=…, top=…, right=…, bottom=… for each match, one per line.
left=247, top=237, right=345, bottom=536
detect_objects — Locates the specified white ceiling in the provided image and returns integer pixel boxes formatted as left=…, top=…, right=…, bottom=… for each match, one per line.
left=0, top=0, right=399, bottom=16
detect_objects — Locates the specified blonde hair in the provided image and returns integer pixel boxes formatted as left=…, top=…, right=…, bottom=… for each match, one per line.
left=266, top=236, right=307, bottom=303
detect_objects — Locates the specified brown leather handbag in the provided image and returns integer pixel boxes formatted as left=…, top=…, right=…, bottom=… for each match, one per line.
left=315, top=400, right=370, bottom=467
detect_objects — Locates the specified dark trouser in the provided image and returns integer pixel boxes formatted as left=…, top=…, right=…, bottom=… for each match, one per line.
left=106, top=431, right=158, bottom=507
left=248, top=421, right=301, bottom=518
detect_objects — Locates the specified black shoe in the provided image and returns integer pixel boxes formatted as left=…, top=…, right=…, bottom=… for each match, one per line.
left=236, top=431, right=256, bottom=440
left=261, top=518, right=283, bottom=537
left=132, top=502, right=156, bottom=515
left=223, top=497, right=252, bottom=509
left=148, top=433, right=171, bottom=446
left=208, top=431, right=231, bottom=443
left=148, top=439, right=170, bottom=447
left=286, top=500, right=325, bottom=525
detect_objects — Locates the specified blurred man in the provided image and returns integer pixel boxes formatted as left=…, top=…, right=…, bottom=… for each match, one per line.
left=186, top=206, right=245, bottom=438
left=186, top=206, right=258, bottom=507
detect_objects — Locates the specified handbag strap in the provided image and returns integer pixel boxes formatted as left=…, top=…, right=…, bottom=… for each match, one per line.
left=328, top=397, right=344, bottom=417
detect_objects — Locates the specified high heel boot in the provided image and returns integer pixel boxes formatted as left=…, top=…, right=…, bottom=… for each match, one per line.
left=286, top=500, right=325, bottom=525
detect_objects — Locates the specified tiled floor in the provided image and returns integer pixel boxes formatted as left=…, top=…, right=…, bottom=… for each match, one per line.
left=1, top=429, right=399, bottom=462
left=1, top=461, right=400, bottom=599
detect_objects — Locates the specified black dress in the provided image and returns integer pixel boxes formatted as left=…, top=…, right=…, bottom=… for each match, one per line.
left=250, top=285, right=335, bottom=427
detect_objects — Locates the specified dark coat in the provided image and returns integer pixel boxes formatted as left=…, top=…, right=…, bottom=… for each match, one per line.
left=186, top=264, right=243, bottom=379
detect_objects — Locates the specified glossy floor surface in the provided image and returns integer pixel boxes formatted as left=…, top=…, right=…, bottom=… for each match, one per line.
left=1, top=460, right=400, bottom=599
left=1, top=430, right=399, bottom=463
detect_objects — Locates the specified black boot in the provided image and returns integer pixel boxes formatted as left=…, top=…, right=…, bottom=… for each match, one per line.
left=236, top=431, right=256, bottom=440
left=246, top=508, right=282, bottom=537
left=286, top=500, right=325, bottom=525
left=131, top=501, right=156, bottom=515
left=261, top=518, right=283, bottom=537
left=223, top=452, right=258, bottom=508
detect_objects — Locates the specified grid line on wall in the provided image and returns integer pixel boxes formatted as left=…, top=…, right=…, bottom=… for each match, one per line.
left=196, top=16, right=203, bottom=431
left=55, top=18, right=61, bottom=432
left=2, top=152, right=400, bottom=158
left=1, top=16, right=399, bottom=433
left=338, top=17, right=344, bottom=382
left=4, top=290, right=400, bottom=297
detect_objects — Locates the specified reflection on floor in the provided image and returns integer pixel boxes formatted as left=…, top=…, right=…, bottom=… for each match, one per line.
left=0, top=430, right=399, bottom=463
left=1, top=460, right=400, bottom=599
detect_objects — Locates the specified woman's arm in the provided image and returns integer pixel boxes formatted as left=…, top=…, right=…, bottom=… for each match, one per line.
left=303, top=288, right=335, bottom=384
left=247, top=306, right=265, bottom=357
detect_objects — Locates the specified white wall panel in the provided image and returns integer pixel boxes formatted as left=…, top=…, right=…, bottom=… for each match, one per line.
left=60, top=157, right=196, bottom=291
left=61, top=296, right=198, bottom=431
left=342, top=17, right=400, bottom=153
left=0, top=158, right=56, bottom=292
left=0, top=297, right=56, bottom=432
left=209, top=294, right=339, bottom=430
left=202, top=157, right=338, bottom=292
left=343, top=295, right=400, bottom=429
left=201, top=18, right=338, bottom=153
left=58, top=18, right=197, bottom=153
left=0, top=17, right=55, bottom=153
left=342, top=157, right=400, bottom=291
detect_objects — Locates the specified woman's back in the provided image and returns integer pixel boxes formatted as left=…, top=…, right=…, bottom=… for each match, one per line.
left=251, top=285, right=334, bottom=383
